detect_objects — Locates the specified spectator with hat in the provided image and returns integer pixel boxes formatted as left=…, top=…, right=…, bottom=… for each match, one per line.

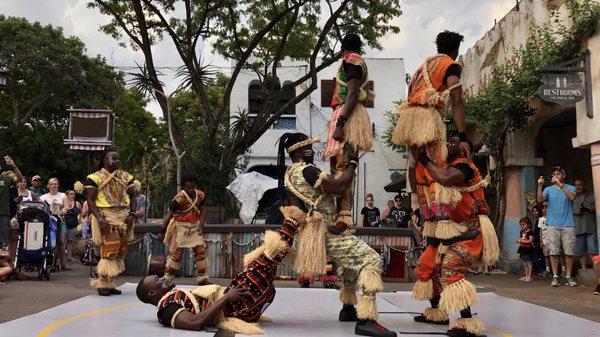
left=28, top=175, right=47, bottom=197
left=537, top=166, right=577, bottom=287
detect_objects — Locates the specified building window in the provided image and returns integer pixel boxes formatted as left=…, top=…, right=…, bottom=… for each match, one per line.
left=248, top=79, right=296, bottom=130
left=320, top=79, right=374, bottom=108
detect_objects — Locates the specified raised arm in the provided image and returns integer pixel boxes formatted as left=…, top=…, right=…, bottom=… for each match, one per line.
left=447, top=76, right=469, bottom=156
left=537, top=176, right=546, bottom=203
left=4, top=156, right=23, bottom=182
left=320, top=165, right=357, bottom=195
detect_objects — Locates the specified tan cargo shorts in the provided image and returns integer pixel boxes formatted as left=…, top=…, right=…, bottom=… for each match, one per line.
left=546, top=226, right=575, bottom=256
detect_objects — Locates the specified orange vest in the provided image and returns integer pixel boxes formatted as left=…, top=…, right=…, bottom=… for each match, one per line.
left=407, top=55, right=460, bottom=109
left=448, top=157, right=489, bottom=223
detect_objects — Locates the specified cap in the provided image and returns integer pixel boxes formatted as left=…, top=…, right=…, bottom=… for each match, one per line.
left=551, top=166, right=565, bottom=174
left=31, top=175, right=42, bottom=182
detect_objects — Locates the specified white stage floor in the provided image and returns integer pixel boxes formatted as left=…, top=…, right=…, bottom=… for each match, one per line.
left=2, top=283, right=599, bottom=337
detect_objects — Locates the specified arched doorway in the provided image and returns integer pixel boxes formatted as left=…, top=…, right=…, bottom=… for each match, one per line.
left=536, top=109, right=592, bottom=185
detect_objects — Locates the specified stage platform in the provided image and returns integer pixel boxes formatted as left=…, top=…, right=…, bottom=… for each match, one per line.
left=2, top=283, right=599, bottom=337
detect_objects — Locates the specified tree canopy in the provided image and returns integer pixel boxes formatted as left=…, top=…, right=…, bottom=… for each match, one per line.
left=0, top=17, right=161, bottom=193
left=89, top=0, right=402, bottom=207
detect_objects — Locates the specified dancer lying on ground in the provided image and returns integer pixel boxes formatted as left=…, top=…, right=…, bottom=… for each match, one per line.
left=137, top=208, right=300, bottom=334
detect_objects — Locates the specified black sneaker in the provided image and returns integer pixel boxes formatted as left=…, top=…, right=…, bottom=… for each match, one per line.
left=413, top=314, right=449, bottom=325
left=97, top=288, right=111, bottom=296
left=594, top=284, right=600, bottom=295
left=355, top=320, right=397, bottom=337
left=109, top=288, right=122, bottom=295
left=339, top=304, right=359, bottom=322
left=446, top=328, right=477, bottom=337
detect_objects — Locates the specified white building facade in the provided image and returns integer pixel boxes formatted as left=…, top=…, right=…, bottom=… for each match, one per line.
left=230, top=57, right=407, bottom=222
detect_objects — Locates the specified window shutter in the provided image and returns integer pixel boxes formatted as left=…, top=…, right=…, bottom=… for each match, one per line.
left=321, top=79, right=335, bottom=107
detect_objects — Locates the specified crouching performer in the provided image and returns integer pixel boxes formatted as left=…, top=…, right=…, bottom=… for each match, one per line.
left=137, top=204, right=300, bottom=334
left=161, top=177, right=209, bottom=285
left=410, top=137, right=499, bottom=337
left=278, top=132, right=395, bottom=337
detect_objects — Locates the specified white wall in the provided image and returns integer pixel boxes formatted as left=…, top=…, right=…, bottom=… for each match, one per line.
left=230, top=57, right=407, bottom=221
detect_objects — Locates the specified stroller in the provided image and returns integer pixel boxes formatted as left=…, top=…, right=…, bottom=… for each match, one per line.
left=13, top=201, right=56, bottom=280
left=80, top=216, right=99, bottom=278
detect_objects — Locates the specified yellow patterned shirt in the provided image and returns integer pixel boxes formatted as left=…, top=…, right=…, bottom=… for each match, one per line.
left=85, top=169, right=134, bottom=208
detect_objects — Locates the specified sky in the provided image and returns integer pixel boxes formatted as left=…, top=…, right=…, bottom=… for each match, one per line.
left=0, top=0, right=515, bottom=117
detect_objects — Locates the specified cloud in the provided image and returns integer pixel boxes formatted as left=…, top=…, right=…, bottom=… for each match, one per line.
left=369, top=0, right=515, bottom=74
left=1, top=0, right=515, bottom=116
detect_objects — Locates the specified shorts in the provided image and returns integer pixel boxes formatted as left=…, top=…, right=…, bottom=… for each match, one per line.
left=547, top=226, right=575, bottom=256
left=66, top=228, right=78, bottom=242
left=542, top=244, right=551, bottom=257
left=520, top=254, right=533, bottom=267
left=574, top=233, right=599, bottom=256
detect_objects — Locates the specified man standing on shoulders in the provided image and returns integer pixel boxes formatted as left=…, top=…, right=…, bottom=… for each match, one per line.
left=573, top=179, right=597, bottom=269
left=85, top=147, right=137, bottom=296
left=323, top=33, right=374, bottom=229
left=537, top=166, right=577, bottom=287
left=360, top=194, right=381, bottom=227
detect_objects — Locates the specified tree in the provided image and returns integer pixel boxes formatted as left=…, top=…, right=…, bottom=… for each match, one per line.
left=465, top=0, right=600, bottom=236
left=0, top=16, right=124, bottom=128
left=89, top=0, right=402, bottom=204
left=0, top=17, right=155, bottom=192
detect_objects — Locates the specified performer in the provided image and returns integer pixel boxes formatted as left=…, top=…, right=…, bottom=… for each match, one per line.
left=392, top=30, right=470, bottom=163
left=279, top=132, right=395, bottom=337
left=324, top=33, right=374, bottom=228
left=85, top=147, right=137, bottom=296
left=410, top=136, right=499, bottom=337
left=137, top=204, right=301, bottom=334
left=160, top=176, right=209, bottom=285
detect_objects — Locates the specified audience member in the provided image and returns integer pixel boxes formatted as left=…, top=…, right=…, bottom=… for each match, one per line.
left=381, top=200, right=394, bottom=219
left=517, top=217, right=535, bottom=282
left=573, top=179, right=597, bottom=269
left=537, top=166, right=577, bottom=287
left=387, top=194, right=412, bottom=228
left=14, top=177, right=39, bottom=203
left=594, top=255, right=600, bottom=295
left=537, top=203, right=552, bottom=277
left=360, top=194, right=381, bottom=227
left=0, top=248, right=13, bottom=284
left=62, top=190, right=81, bottom=263
left=136, top=189, right=148, bottom=223
left=28, top=175, right=47, bottom=197
left=40, top=178, right=70, bottom=270
left=0, top=156, right=23, bottom=248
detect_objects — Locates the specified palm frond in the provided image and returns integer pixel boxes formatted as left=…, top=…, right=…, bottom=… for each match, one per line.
left=127, top=61, right=165, bottom=98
